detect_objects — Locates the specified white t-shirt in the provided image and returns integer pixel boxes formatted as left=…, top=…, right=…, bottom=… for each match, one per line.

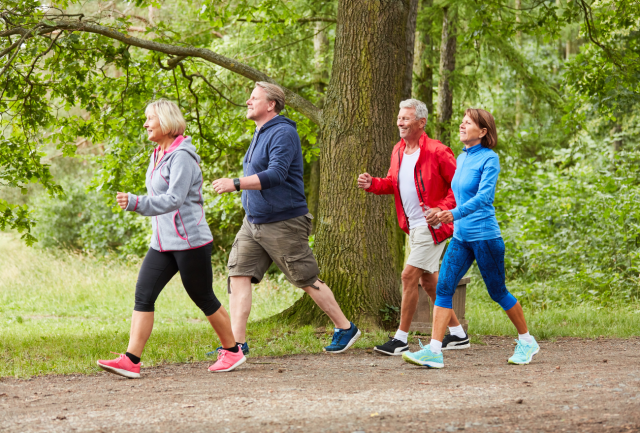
left=398, top=148, right=427, bottom=229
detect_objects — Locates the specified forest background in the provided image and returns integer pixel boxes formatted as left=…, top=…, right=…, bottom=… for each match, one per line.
left=0, top=0, right=639, bottom=331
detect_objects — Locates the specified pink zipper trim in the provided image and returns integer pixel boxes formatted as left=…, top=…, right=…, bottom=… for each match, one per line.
left=133, top=196, right=139, bottom=211
left=197, top=203, right=204, bottom=225
left=172, top=211, right=192, bottom=247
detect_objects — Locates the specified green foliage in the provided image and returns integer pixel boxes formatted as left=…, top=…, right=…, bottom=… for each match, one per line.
left=496, top=137, right=640, bottom=306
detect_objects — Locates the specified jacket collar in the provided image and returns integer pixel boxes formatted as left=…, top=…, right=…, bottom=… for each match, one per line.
left=155, top=135, right=185, bottom=156
left=399, top=131, right=429, bottom=153
left=462, top=142, right=483, bottom=154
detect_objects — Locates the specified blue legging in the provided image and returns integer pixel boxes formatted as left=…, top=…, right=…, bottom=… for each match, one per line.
left=435, top=237, right=517, bottom=311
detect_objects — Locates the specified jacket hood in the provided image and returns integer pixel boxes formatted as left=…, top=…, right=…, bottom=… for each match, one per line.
left=160, top=135, right=200, bottom=164
left=260, top=115, right=297, bottom=131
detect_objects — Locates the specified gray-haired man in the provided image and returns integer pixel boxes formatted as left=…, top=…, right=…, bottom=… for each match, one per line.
left=358, top=99, right=467, bottom=355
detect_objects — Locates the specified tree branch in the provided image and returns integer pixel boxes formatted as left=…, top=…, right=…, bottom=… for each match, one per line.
left=236, top=16, right=336, bottom=24
left=0, top=20, right=323, bottom=125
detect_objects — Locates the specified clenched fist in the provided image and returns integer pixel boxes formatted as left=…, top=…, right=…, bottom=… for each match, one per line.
left=357, top=173, right=372, bottom=189
left=116, top=192, right=129, bottom=210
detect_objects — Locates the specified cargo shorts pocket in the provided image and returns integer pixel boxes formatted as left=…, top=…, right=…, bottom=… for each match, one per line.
left=227, top=240, right=238, bottom=269
left=283, top=249, right=319, bottom=285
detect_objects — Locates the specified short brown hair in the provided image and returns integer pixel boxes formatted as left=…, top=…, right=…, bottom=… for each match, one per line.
left=255, top=82, right=285, bottom=113
left=464, top=108, right=498, bottom=149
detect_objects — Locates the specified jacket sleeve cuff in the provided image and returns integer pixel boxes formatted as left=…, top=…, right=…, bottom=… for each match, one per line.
left=450, top=208, right=462, bottom=221
left=256, top=171, right=271, bottom=190
left=126, top=193, right=139, bottom=212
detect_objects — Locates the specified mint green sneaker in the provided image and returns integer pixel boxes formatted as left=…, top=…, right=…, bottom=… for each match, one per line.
left=402, top=340, right=444, bottom=368
left=508, top=338, right=540, bottom=365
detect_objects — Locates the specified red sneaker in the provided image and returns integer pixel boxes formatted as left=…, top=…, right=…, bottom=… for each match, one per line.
left=97, top=353, right=141, bottom=379
left=208, top=346, right=246, bottom=372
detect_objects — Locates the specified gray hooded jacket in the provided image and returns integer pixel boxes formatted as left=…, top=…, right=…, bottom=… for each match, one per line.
left=126, top=136, right=213, bottom=251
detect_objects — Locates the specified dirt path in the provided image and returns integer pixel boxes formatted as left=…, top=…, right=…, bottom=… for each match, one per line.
left=1, top=337, right=639, bottom=432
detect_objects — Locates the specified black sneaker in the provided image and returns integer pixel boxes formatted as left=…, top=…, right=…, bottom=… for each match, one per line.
left=442, top=333, right=470, bottom=350
left=373, top=336, right=409, bottom=356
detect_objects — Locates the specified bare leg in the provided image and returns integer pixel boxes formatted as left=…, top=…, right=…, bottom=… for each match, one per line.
left=431, top=306, right=452, bottom=342
left=126, top=311, right=154, bottom=358
left=504, top=301, right=528, bottom=334
left=398, top=265, right=424, bottom=332
left=302, top=280, right=351, bottom=329
left=205, top=306, right=236, bottom=348
left=229, top=276, right=253, bottom=343
left=419, top=272, right=461, bottom=328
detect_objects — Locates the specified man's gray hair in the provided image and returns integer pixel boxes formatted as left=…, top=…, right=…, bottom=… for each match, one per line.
left=255, top=81, right=285, bottom=113
left=399, top=99, right=428, bottom=121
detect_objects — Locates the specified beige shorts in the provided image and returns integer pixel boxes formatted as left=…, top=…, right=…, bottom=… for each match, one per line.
left=227, top=214, right=320, bottom=290
left=406, top=225, right=446, bottom=273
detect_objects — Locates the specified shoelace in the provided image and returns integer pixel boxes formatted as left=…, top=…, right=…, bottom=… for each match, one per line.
left=110, top=352, right=142, bottom=366
left=418, top=339, right=426, bottom=350
left=330, top=329, right=346, bottom=346
left=216, top=348, right=227, bottom=362
left=513, top=339, right=527, bottom=357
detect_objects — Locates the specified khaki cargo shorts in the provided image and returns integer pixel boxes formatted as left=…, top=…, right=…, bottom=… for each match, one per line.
left=406, top=225, right=446, bottom=273
left=227, top=213, right=320, bottom=290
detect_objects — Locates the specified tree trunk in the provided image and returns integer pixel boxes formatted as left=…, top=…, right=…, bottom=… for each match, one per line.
left=435, top=6, right=456, bottom=146
left=281, top=0, right=415, bottom=325
left=307, top=22, right=331, bottom=234
left=414, top=0, right=434, bottom=118
left=515, top=0, right=522, bottom=128
left=403, top=0, right=420, bottom=99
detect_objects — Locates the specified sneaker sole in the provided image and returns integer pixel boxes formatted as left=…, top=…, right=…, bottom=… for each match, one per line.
left=323, top=329, right=362, bottom=354
left=373, top=346, right=409, bottom=356
left=402, top=354, right=444, bottom=369
left=442, top=341, right=470, bottom=350
left=96, top=361, right=140, bottom=379
left=508, top=347, right=540, bottom=365
left=209, top=355, right=247, bottom=372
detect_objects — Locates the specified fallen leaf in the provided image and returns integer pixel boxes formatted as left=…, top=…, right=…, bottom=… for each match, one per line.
left=516, top=399, right=524, bottom=404
left=182, top=404, right=194, bottom=408
left=370, top=412, right=379, bottom=417
left=418, top=382, right=431, bottom=385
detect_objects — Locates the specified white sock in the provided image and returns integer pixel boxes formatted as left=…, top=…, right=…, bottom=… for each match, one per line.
left=448, top=324, right=466, bottom=338
left=429, top=339, right=442, bottom=354
left=519, top=332, right=534, bottom=344
left=394, top=329, right=409, bottom=344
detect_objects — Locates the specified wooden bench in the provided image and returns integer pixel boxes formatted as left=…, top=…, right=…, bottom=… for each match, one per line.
left=409, top=276, right=470, bottom=333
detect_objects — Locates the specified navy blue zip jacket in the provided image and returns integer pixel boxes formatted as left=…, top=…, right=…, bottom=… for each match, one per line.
left=242, top=115, right=309, bottom=224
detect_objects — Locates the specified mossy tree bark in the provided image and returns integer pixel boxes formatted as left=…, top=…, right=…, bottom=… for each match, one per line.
left=435, top=6, right=457, bottom=146
left=281, top=0, right=416, bottom=326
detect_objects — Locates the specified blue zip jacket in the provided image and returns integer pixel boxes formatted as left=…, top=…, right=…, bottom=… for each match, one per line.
left=242, top=115, right=308, bottom=224
left=449, top=144, right=501, bottom=241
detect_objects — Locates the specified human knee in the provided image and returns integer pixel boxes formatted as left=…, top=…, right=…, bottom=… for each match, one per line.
left=401, top=266, right=421, bottom=285
left=490, top=291, right=518, bottom=311
left=200, top=298, right=222, bottom=317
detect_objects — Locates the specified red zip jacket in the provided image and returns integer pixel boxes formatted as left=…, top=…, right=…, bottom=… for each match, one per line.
left=366, top=132, right=457, bottom=244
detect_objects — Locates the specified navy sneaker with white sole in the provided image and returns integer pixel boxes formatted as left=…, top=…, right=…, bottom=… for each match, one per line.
left=323, top=322, right=361, bottom=353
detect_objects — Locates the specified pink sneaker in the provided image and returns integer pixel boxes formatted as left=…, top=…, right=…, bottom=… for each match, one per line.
left=97, top=353, right=141, bottom=379
left=208, top=346, right=246, bottom=372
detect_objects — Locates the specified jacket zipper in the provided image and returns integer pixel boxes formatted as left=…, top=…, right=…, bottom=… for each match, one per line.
left=150, top=151, right=164, bottom=251
left=397, top=148, right=410, bottom=230
left=245, top=129, right=261, bottom=218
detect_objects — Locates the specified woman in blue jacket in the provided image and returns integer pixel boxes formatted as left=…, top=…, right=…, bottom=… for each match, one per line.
left=403, top=108, right=539, bottom=369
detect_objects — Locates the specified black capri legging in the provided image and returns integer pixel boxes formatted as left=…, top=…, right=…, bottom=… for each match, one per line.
left=134, top=243, right=221, bottom=316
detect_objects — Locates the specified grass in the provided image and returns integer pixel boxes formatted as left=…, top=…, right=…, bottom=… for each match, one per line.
left=1, top=234, right=639, bottom=377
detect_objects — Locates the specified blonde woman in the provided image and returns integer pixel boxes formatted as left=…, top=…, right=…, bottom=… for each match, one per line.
left=97, top=99, right=244, bottom=378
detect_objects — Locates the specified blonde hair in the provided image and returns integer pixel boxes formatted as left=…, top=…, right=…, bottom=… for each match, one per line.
left=255, top=82, right=285, bottom=113
left=145, top=99, right=186, bottom=136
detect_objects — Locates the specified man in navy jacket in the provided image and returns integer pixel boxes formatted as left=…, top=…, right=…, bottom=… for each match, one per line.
left=212, top=82, right=361, bottom=355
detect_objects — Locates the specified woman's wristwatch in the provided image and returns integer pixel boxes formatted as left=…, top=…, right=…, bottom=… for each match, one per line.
left=233, top=178, right=241, bottom=191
